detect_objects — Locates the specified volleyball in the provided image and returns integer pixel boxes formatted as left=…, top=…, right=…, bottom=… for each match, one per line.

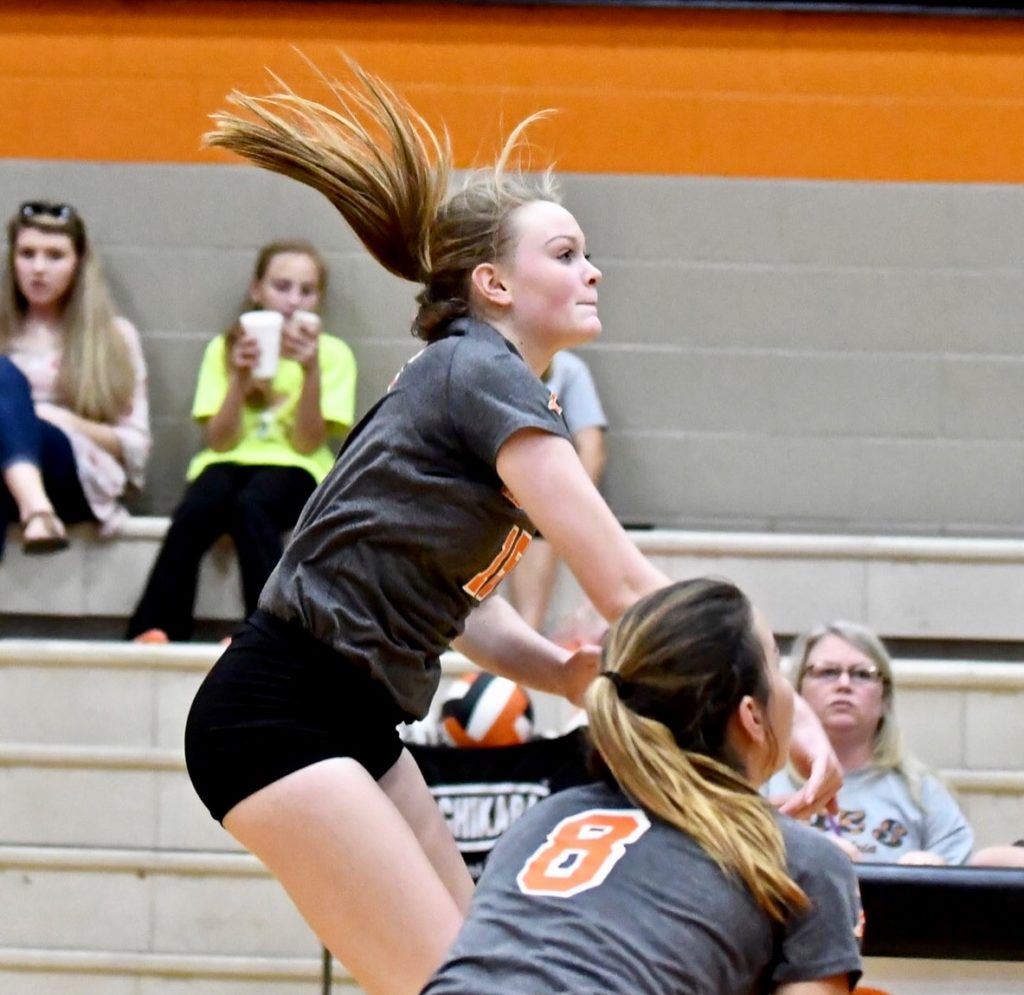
left=440, top=672, right=534, bottom=747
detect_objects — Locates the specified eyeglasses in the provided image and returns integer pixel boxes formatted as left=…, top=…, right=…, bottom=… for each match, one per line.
left=803, top=663, right=882, bottom=685
left=19, top=201, right=77, bottom=222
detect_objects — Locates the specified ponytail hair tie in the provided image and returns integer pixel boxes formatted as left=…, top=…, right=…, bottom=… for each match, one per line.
left=599, top=671, right=628, bottom=694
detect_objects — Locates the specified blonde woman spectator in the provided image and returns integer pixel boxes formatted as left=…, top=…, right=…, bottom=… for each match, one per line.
left=765, top=620, right=973, bottom=865
left=0, top=200, right=149, bottom=555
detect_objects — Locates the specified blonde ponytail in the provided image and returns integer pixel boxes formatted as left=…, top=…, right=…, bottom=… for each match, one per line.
left=587, top=579, right=809, bottom=923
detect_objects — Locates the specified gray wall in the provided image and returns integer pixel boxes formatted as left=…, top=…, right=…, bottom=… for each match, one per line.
left=3, top=160, right=1023, bottom=535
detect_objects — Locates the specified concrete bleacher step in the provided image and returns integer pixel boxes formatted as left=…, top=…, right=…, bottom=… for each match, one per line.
left=0, top=845, right=321, bottom=958
left=8, top=523, right=1024, bottom=643
left=3, top=636, right=1024, bottom=995
left=0, top=949, right=356, bottom=995
left=5, top=739, right=1021, bottom=851
left=2, top=638, right=1024, bottom=848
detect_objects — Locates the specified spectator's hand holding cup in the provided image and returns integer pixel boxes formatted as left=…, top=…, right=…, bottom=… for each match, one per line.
left=283, top=308, right=321, bottom=370
left=238, top=310, right=284, bottom=381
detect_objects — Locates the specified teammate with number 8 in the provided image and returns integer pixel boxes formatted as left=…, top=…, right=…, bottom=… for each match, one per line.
left=184, top=60, right=844, bottom=995
left=424, top=579, right=863, bottom=995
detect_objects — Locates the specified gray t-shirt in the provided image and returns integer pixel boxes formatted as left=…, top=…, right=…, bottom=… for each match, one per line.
left=544, top=350, right=607, bottom=436
left=259, top=318, right=570, bottom=718
left=764, top=766, right=974, bottom=865
left=423, top=781, right=863, bottom=995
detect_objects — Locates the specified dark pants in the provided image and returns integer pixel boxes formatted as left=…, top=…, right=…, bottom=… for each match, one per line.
left=0, top=356, right=94, bottom=556
left=126, top=462, right=316, bottom=641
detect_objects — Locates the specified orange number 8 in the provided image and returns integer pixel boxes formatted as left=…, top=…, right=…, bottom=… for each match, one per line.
left=516, top=808, right=650, bottom=898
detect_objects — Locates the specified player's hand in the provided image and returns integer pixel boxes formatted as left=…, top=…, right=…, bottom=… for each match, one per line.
left=780, top=696, right=843, bottom=819
left=561, top=643, right=601, bottom=707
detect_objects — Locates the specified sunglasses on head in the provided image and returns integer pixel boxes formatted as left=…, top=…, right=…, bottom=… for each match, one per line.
left=19, top=201, right=78, bottom=222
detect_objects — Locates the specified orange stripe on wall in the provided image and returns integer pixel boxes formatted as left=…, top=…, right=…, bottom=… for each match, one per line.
left=3, top=1, right=1024, bottom=180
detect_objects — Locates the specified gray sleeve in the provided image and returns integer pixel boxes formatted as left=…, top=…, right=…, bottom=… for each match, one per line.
left=773, top=828, right=863, bottom=990
left=449, top=341, right=570, bottom=465
left=557, top=354, right=607, bottom=436
left=920, top=776, right=975, bottom=865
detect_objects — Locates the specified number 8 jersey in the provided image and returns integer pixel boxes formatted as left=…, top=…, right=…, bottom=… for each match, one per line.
left=423, top=781, right=864, bottom=995
left=259, top=318, right=571, bottom=719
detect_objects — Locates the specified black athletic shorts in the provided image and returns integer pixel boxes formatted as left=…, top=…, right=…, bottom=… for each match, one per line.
left=185, top=609, right=409, bottom=823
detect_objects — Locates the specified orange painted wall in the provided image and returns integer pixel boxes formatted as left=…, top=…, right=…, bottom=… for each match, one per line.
left=3, top=1, right=1024, bottom=180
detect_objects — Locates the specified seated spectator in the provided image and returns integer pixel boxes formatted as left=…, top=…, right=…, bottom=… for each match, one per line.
left=423, top=579, right=863, bottom=995
left=765, top=620, right=973, bottom=866
left=506, top=349, right=606, bottom=634
left=0, top=200, right=149, bottom=556
left=127, top=239, right=356, bottom=642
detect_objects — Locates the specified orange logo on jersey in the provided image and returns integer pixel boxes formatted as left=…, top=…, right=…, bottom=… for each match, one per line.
left=547, top=392, right=562, bottom=415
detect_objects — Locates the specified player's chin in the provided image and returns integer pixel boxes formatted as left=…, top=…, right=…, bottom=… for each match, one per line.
left=572, top=317, right=602, bottom=341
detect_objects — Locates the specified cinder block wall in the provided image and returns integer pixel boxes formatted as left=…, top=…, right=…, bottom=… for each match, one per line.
left=2, top=2, right=1024, bottom=534
left=3, top=161, right=1023, bottom=536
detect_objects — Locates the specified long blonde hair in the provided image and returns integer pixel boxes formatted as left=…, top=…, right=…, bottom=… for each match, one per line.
left=0, top=203, right=135, bottom=423
left=586, top=578, right=808, bottom=923
left=203, top=57, right=559, bottom=343
left=790, top=620, right=931, bottom=804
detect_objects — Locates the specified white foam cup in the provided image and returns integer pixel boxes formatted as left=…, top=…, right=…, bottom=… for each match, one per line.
left=239, top=310, right=284, bottom=379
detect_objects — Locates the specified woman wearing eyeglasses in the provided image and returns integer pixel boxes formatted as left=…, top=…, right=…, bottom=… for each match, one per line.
left=765, top=621, right=973, bottom=865
left=0, top=200, right=150, bottom=555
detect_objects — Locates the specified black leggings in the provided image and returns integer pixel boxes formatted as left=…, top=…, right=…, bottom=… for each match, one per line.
left=126, top=463, right=316, bottom=640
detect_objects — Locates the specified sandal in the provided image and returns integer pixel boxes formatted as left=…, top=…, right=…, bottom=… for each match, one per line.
left=21, top=509, right=70, bottom=555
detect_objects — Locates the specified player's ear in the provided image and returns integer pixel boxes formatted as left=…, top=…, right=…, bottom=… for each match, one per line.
left=470, top=262, right=511, bottom=308
left=733, top=694, right=768, bottom=750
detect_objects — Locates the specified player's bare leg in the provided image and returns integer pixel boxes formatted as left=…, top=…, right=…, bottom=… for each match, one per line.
left=380, top=748, right=475, bottom=912
left=223, top=757, right=463, bottom=995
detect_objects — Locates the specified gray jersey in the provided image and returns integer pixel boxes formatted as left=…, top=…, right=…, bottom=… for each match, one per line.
left=764, top=767, right=974, bottom=865
left=260, top=318, right=570, bottom=718
left=423, top=781, right=863, bottom=995
left=544, top=350, right=607, bottom=436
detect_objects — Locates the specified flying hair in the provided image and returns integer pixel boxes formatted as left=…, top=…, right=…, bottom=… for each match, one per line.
left=205, top=57, right=445, bottom=283
left=203, top=55, right=561, bottom=342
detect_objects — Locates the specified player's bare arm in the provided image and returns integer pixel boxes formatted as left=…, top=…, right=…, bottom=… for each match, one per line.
left=778, top=695, right=843, bottom=819
left=496, top=428, right=669, bottom=622
left=453, top=595, right=600, bottom=705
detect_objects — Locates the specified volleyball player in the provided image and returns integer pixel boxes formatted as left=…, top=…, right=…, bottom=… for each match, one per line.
left=184, top=61, right=843, bottom=995
left=424, top=580, right=863, bottom=995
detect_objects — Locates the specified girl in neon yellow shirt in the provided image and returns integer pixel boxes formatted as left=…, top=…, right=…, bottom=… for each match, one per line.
left=127, top=239, right=356, bottom=642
